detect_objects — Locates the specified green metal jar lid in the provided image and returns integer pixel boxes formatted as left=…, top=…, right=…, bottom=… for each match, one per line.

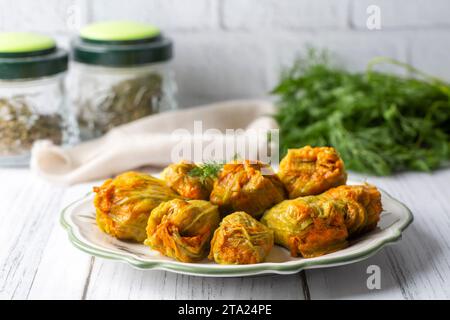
left=0, top=32, right=68, bottom=80
left=72, top=21, right=173, bottom=67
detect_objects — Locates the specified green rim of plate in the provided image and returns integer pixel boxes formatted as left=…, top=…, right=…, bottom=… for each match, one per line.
left=60, top=187, right=413, bottom=276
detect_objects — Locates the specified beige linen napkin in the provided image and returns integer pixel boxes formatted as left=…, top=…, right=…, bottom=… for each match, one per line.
left=30, top=100, right=278, bottom=185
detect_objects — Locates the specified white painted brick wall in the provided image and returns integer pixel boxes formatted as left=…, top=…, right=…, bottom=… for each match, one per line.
left=352, top=0, right=450, bottom=28
left=0, top=0, right=449, bottom=106
left=222, top=0, right=349, bottom=30
left=172, top=32, right=270, bottom=106
left=410, top=31, right=450, bottom=79
left=0, top=0, right=79, bottom=33
left=91, top=0, right=219, bottom=31
left=266, top=31, right=410, bottom=88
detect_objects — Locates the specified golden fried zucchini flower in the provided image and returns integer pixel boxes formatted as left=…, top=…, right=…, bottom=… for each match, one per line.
left=210, top=160, right=286, bottom=218
left=144, top=199, right=220, bottom=262
left=93, top=171, right=181, bottom=242
left=161, top=161, right=215, bottom=200
left=261, top=195, right=349, bottom=258
left=209, top=211, right=274, bottom=264
left=324, top=184, right=382, bottom=236
left=278, top=146, right=347, bottom=198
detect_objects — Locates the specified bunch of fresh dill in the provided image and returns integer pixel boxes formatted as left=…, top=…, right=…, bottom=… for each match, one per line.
left=273, top=50, right=450, bottom=175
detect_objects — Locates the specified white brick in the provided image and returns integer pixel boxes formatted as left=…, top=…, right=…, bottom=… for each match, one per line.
left=266, top=31, right=409, bottom=88
left=352, top=0, right=450, bottom=29
left=410, top=31, right=450, bottom=81
left=91, top=0, right=219, bottom=31
left=171, top=32, right=270, bottom=107
left=222, top=0, right=350, bottom=30
left=50, top=33, right=71, bottom=50
left=0, top=0, right=81, bottom=33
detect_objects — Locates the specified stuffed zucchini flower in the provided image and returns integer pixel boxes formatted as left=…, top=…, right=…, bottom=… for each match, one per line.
left=278, top=146, right=347, bottom=198
left=261, top=195, right=348, bottom=258
left=324, top=184, right=382, bottom=236
left=145, top=199, right=220, bottom=262
left=209, top=211, right=274, bottom=264
left=210, top=160, right=286, bottom=218
left=161, top=161, right=216, bottom=200
left=94, top=171, right=181, bottom=242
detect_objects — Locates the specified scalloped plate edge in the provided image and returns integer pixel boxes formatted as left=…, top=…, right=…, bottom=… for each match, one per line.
left=60, top=185, right=413, bottom=277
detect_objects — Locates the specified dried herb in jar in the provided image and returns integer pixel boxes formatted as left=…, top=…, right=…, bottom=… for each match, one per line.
left=77, top=73, right=163, bottom=139
left=0, top=97, right=63, bottom=156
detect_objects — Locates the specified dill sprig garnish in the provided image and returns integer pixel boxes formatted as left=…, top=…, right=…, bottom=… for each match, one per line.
left=188, top=162, right=224, bottom=184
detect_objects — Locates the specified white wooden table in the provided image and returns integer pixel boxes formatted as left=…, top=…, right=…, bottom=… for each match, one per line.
left=1, top=168, right=449, bottom=300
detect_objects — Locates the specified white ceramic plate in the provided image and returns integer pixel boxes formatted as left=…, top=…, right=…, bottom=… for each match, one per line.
left=61, top=181, right=413, bottom=277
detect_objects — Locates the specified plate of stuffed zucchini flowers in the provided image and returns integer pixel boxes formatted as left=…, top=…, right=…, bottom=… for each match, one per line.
left=61, top=146, right=413, bottom=277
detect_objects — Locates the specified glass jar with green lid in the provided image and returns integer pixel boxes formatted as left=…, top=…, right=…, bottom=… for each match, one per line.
left=0, top=32, right=76, bottom=166
left=70, top=21, right=176, bottom=140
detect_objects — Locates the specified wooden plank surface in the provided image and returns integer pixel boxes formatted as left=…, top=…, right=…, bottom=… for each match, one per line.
left=0, top=169, right=66, bottom=299
left=0, top=168, right=449, bottom=299
left=85, top=260, right=305, bottom=300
